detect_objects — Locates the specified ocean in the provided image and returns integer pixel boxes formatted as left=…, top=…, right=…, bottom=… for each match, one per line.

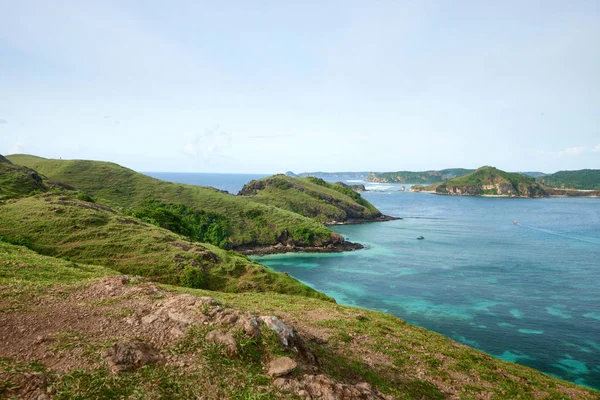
left=142, top=172, right=600, bottom=389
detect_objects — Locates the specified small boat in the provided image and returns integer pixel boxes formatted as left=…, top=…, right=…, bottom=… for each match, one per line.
left=417, top=236, right=425, bottom=240
left=513, top=220, right=518, bottom=225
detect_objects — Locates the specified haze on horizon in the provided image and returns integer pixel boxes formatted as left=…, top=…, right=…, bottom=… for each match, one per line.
left=1, top=1, right=598, bottom=174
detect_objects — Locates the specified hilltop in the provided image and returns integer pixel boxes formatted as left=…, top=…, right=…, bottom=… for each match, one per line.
left=6, top=155, right=352, bottom=253
left=367, top=168, right=474, bottom=184
left=537, top=169, right=600, bottom=190
left=414, top=166, right=547, bottom=197
left=239, top=175, right=393, bottom=224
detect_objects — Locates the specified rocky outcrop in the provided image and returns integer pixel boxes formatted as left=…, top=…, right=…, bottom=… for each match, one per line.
left=105, top=341, right=163, bottom=373
left=260, top=316, right=316, bottom=363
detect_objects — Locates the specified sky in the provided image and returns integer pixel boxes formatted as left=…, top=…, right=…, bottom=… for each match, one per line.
left=0, top=1, right=598, bottom=173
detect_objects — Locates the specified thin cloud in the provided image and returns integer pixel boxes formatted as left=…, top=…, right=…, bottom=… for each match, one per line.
left=0, top=119, right=7, bottom=124
left=593, top=144, right=600, bottom=152
left=558, top=146, right=585, bottom=157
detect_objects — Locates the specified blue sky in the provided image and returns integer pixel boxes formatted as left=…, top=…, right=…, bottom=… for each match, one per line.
left=1, top=1, right=598, bottom=173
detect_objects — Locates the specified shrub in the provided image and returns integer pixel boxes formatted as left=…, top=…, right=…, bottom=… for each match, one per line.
left=76, top=192, right=95, bottom=203
left=180, top=265, right=205, bottom=288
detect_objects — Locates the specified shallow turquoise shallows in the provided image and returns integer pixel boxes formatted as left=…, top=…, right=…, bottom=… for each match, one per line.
left=256, top=183, right=600, bottom=390
left=145, top=173, right=600, bottom=390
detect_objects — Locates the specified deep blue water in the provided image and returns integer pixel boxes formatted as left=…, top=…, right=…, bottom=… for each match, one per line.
left=143, top=173, right=600, bottom=390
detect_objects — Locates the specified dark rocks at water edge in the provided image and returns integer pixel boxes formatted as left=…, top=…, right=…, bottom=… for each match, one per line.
left=238, top=240, right=364, bottom=256
left=327, top=215, right=398, bottom=225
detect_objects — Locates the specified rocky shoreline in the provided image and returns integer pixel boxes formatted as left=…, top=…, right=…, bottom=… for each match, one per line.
left=325, top=215, right=399, bottom=225
left=237, top=240, right=364, bottom=256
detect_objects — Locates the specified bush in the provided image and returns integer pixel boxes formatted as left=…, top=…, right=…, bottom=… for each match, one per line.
left=76, top=192, right=95, bottom=203
left=126, top=200, right=231, bottom=248
left=180, top=265, right=204, bottom=288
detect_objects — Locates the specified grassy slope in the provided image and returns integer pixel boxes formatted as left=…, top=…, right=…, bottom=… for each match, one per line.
left=1, top=241, right=597, bottom=399
left=6, top=155, right=336, bottom=248
left=434, top=166, right=547, bottom=197
left=0, top=193, right=331, bottom=301
left=0, top=154, right=47, bottom=200
left=538, top=169, right=600, bottom=190
left=239, top=175, right=383, bottom=223
left=367, top=168, right=474, bottom=184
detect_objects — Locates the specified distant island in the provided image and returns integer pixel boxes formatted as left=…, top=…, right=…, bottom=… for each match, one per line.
left=366, top=168, right=475, bottom=184
left=411, top=166, right=600, bottom=198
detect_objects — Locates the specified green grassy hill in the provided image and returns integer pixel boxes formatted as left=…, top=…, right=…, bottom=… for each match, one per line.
left=0, top=154, right=47, bottom=200
left=1, top=241, right=597, bottom=399
left=239, top=175, right=388, bottom=224
left=537, top=169, right=600, bottom=190
left=0, top=193, right=331, bottom=301
left=367, top=168, right=474, bottom=184
left=6, top=155, right=340, bottom=250
left=431, top=166, right=547, bottom=197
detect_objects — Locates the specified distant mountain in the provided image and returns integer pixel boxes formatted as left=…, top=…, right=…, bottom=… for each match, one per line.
left=367, top=168, right=474, bottom=184
left=537, top=169, right=600, bottom=190
left=415, top=166, right=547, bottom=197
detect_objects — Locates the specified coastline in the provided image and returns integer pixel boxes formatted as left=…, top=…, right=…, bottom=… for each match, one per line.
left=238, top=214, right=397, bottom=255
left=237, top=240, right=364, bottom=256
left=325, top=215, right=398, bottom=225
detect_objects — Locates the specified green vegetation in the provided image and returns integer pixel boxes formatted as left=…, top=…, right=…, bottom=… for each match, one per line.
left=367, top=168, right=474, bottom=184
left=1, top=157, right=598, bottom=398
left=537, top=169, right=600, bottom=190
left=6, top=155, right=337, bottom=249
left=239, top=174, right=384, bottom=223
left=126, top=199, right=232, bottom=248
left=0, top=193, right=331, bottom=300
left=429, top=166, right=547, bottom=197
left=1, top=241, right=597, bottom=398
left=0, top=154, right=47, bottom=200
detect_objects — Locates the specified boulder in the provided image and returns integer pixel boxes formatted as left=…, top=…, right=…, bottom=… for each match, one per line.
left=267, top=356, right=298, bottom=377
left=259, top=316, right=316, bottom=364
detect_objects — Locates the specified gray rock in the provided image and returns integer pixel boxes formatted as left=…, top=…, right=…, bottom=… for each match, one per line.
left=259, top=316, right=316, bottom=364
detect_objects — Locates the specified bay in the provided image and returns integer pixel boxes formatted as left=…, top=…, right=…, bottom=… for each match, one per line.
left=143, top=172, right=600, bottom=390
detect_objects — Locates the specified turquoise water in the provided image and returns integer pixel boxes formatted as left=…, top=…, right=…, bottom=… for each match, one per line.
left=144, top=173, right=600, bottom=389
left=257, top=183, right=600, bottom=390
